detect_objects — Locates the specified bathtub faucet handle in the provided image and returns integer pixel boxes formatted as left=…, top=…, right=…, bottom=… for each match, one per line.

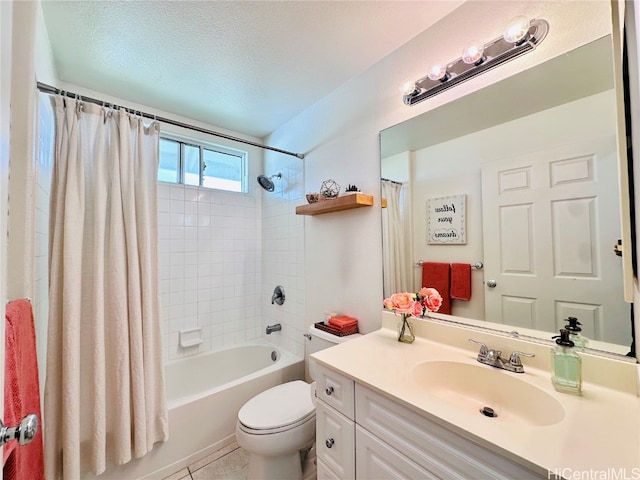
left=271, top=285, right=285, bottom=305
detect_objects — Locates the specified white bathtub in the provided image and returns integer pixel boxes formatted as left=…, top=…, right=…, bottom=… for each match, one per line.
left=92, top=341, right=304, bottom=480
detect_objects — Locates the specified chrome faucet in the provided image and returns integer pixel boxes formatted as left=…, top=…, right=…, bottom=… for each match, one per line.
left=468, top=339, right=534, bottom=373
left=266, top=323, right=282, bottom=334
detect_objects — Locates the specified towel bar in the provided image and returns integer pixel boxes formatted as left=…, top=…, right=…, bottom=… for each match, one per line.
left=414, top=260, right=483, bottom=270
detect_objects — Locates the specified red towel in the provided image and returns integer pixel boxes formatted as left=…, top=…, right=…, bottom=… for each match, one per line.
left=422, top=262, right=451, bottom=314
left=451, top=263, right=472, bottom=301
left=328, top=316, right=358, bottom=331
left=4, top=299, right=44, bottom=480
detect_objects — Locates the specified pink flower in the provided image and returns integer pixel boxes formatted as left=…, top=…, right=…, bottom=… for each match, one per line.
left=419, top=287, right=442, bottom=312
left=383, top=297, right=394, bottom=311
left=411, top=300, right=423, bottom=316
left=383, top=292, right=416, bottom=314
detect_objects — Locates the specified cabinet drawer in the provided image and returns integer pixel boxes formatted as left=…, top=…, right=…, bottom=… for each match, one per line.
left=356, top=425, right=438, bottom=479
left=314, top=362, right=355, bottom=419
left=355, top=384, right=543, bottom=479
left=316, top=401, right=355, bottom=479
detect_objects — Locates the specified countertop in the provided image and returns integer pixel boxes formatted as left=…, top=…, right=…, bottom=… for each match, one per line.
left=311, top=317, right=640, bottom=476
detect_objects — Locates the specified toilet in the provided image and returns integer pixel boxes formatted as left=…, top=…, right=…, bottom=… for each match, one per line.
left=236, top=324, right=361, bottom=480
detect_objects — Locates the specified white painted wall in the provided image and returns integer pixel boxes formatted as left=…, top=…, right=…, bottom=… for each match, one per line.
left=266, top=0, right=613, bottom=337
left=8, top=1, right=38, bottom=301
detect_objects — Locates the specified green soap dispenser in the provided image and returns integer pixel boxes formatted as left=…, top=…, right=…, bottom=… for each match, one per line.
left=551, top=329, right=582, bottom=395
left=564, top=316, right=589, bottom=350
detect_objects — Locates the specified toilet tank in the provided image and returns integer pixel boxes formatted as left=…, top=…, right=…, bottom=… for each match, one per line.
left=305, top=325, right=361, bottom=382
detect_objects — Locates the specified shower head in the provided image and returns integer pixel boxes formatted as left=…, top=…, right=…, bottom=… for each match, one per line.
left=257, top=173, right=282, bottom=192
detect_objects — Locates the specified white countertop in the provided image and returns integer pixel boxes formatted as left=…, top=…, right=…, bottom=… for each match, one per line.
left=311, top=318, right=640, bottom=476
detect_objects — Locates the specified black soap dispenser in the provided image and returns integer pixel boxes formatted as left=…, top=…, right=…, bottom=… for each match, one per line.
left=564, top=317, right=588, bottom=350
left=551, top=329, right=582, bottom=395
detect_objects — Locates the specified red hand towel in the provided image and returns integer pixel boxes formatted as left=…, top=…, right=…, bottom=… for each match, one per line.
left=328, top=316, right=358, bottom=330
left=4, top=299, right=44, bottom=480
left=422, top=262, right=451, bottom=314
left=451, top=263, right=472, bottom=301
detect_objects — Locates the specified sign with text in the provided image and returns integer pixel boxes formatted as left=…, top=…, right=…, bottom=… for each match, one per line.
left=427, top=194, right=466, bottom=244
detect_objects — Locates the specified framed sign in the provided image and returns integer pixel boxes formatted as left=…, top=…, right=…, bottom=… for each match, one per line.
left=427, top=194, right=466, bottom=244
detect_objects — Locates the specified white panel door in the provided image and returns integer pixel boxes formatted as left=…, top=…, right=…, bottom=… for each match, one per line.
left=481, top=135, right=629, bottom=344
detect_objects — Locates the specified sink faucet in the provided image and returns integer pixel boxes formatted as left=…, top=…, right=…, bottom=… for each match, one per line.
left=266, top=323, right=282, bottom=334
left=468, top=339, right=534, bottom=373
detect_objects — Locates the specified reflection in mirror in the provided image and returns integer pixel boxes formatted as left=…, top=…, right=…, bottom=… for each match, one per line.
left=380, top=36, right=634, bottom=358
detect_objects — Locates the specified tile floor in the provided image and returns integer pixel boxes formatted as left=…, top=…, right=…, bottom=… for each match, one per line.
left=163, top=442, right=249, bottom=480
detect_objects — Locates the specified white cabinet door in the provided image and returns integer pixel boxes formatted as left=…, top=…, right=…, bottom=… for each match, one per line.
left=356, top=425, right=438, bottom=480
left=355, top=384, right=543, bottom=479
left=481, top=135, right=628, bottom=344
left=317, top=458, right=343, bottom=480
left=316, top=401, right=355, bottom=479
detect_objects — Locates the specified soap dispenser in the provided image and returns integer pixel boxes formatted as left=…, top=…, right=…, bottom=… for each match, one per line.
left=551, top=329, right=582, bottom=395
left=564, top=316, right=589, bottom=350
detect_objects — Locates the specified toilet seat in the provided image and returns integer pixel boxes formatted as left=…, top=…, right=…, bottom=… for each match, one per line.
left=238, top=380, right=315, bottom=434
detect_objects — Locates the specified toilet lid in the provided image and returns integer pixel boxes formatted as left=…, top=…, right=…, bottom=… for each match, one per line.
left=238, top=380, right=315, bottom=430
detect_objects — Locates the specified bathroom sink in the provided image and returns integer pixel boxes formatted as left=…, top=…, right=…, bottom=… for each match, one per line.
left=412, top=361, right=565, bottom=426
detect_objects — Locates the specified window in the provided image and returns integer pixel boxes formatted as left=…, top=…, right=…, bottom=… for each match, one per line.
left=158, top=135, right=247, bottom=193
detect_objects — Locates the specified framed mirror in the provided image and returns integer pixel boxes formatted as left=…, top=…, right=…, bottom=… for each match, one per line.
left=380, top=35, right=635, bottom=359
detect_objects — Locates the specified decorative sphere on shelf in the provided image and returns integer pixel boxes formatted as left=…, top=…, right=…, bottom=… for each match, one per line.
left=320, top=179, right=340, bottom=198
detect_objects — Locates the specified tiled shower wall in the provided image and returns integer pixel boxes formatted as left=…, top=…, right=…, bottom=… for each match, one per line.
left=158, top=182, right=263, bottom=361
left=261, top=157, right=306, bottom=358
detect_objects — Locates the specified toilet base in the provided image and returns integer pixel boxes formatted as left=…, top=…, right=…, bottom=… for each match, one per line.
left=247, top=451, right=304, bottom=480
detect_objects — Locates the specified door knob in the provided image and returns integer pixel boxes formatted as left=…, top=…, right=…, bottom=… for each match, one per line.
left=486, top=280, right=497, bottom=288
left=0, top=414, right=38, bottom=447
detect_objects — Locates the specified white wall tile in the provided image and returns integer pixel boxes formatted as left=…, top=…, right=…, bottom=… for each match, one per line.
left=159, top=182, right=263, bottom=360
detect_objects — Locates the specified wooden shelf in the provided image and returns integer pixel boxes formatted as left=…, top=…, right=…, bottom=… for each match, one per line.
left=296, top=193, right=374, bottom=216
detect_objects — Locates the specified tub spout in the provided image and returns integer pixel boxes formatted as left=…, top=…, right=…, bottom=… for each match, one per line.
left=266, top=324, right=282, bottom=334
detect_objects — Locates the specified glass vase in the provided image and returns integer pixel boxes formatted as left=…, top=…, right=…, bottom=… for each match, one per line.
left=397, top=314, right=416, bottom=344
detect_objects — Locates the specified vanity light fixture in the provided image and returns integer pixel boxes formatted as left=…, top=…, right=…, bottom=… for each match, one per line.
left=402, top=17, right=549, bottom=106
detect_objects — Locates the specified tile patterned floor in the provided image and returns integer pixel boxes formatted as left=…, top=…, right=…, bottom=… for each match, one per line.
left=163, top=442, right=249, bottom=480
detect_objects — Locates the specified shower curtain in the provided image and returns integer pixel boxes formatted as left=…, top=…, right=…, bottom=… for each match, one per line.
left=381, top=179, right=411, bottom=297
left=44, top=97, right=168, bottom=479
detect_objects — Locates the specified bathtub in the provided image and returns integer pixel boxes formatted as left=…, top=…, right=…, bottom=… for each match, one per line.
left=92, top=341, right=304, bottom=480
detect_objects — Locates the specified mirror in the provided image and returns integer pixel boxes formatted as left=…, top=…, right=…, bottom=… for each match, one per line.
left=380, top=36, right=635, bottom=358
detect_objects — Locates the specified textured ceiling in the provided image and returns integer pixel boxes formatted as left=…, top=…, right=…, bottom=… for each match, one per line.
left=41, top=1, right=462, bottom=138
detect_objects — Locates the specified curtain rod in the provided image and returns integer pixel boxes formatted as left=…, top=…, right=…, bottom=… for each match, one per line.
left=36, top=82, right=305, bottom=160
left=381, top=177, right=403, bottom=185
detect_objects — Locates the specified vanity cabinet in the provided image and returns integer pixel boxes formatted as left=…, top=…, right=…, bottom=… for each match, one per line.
left=315, top=363, right=356, bottom=479
left=315, top=362, right=544, bottom=479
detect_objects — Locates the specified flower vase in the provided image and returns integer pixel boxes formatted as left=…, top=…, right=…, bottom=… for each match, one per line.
left=397, top=314, right=416, bottom=344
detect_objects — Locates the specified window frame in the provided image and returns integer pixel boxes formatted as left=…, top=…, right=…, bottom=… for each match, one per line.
left=159, top=132, right=248, bottom=193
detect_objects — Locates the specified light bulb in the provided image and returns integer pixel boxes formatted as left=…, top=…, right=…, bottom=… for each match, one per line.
left=399, top=79, right=418, bottom=96
left=427, top=64, right=449, bottom=82
left=503, top=15, right=530, bottom=44
left=461, top=44, right=485, bottom=65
